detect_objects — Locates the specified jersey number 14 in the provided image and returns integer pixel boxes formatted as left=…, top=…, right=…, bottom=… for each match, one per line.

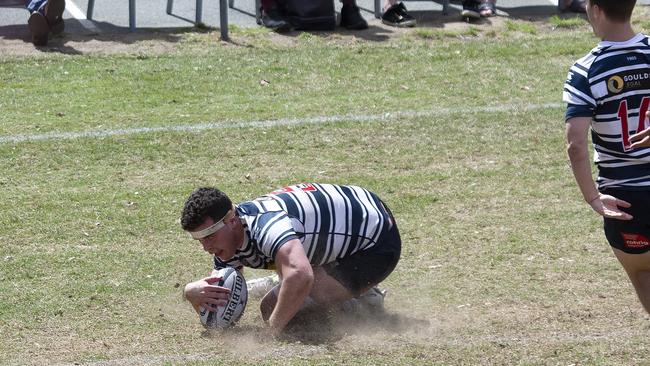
left=618, top=97, right=650, bottom=151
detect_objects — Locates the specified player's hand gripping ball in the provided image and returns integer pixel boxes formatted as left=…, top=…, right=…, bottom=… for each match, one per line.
left=199, top=267, right=248, bottom=328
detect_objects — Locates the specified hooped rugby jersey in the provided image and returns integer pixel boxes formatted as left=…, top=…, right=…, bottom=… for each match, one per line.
left=214, top=183, right=391, bottom=270
left=563, top=33, right=650, bottom=190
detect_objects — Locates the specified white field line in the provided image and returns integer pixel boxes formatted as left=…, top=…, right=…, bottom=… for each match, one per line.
left=64, top=1, right=103, bottom=33
left=0, top=103, right=563, bottom=145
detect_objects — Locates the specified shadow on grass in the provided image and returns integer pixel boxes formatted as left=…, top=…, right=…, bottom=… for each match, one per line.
left=288, top=309, right=429, bottom=344
left=273, top=2, right=584, bottom=43
left=0, top=1, right=587, bottom=54
left=281, top=307, right=429, bottom=344
left=0, top=20, right=210, bottom=55
left=411, top=3, right=585, bottom=28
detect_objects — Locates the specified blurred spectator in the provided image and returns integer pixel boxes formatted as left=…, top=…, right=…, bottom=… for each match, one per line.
left=260, top=0, right=292, bottom=31
left=260, top=0, right=368, bottom=32
left=25, top=0, right=65, bottom=46
left=558, top=0, right=586, bottom=13
left=381, top=0, right=416, bottom=27
left=462, top=0, right=496, bottom=19
left=339, top=0, right=368, bottom=30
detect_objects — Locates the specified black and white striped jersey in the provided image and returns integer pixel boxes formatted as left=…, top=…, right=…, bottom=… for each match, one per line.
left=563, top=33, right=650, bottom=190
left=213, top=183, right=390, bottom=270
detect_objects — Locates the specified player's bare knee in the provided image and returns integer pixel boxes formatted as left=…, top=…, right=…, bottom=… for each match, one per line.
left=310, top=286, right=353, bottom=306
left=308, top=291, right=330, bottom=305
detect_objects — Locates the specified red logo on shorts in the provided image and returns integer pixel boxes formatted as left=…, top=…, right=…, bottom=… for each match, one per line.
left=622, top=233, right=650, bottom=249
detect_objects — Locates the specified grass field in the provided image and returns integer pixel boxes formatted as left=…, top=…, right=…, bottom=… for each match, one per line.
left=2, top=8, right=650, bottom=366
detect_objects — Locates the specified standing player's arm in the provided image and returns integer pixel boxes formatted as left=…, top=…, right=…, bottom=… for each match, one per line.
left=268, top=239, right=314, bottom=334
left=566, top=117, right=600, bottom=203
left=566, top=116, right=632, bottom=220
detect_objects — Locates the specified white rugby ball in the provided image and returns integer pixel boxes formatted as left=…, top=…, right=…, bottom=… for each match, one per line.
left=199, top=267, right=248, bottom=328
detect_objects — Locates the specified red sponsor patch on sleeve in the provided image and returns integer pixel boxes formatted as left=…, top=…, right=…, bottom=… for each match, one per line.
left=622, top=232, right=650, bottom=249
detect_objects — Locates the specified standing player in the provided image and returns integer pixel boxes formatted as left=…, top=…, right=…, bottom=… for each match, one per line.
left=180, top=183, right=401, bottom=334
left=564, top=0, right=650, bottom=314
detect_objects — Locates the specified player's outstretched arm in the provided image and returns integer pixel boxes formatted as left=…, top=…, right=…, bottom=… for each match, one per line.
left=566, top=117, right=633, bottom=220
left=183, top=275, right=231, bottom=314
left=268, top=239, right=313, bottom=335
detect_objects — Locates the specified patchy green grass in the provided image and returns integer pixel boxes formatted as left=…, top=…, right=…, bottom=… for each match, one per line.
left=413, top=26, right=480, bottom=40
left=2, top=8, right=650, bottom=366
left=504, top=19, right=538, bottom=34
left=549, top=15, right=588, bottom=29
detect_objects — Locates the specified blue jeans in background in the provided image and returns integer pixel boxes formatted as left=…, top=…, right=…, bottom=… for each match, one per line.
left=25, top=0, right=47, bottom=13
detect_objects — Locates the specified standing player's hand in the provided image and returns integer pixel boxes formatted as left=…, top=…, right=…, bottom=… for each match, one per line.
left=629, top=111, right=650, bottom=149
left=588, top=194, right=633, bottom=220
left=183, top=276, right=231, bottom=312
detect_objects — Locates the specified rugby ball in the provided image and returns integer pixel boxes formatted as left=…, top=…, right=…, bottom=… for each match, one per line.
left=199, top=267, right=248, bottom=328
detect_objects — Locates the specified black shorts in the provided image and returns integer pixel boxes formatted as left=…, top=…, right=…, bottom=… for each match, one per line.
left=602, top=188, right=650, bottom=254
left=322, top=201, right=401, bottom=297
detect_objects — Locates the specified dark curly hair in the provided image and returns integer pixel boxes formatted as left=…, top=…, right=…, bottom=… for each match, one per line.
left=181, top=187, right=233, bottom=231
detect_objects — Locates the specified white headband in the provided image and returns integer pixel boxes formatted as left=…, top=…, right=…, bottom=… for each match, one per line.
left=189, top=207, right=235, bottom=239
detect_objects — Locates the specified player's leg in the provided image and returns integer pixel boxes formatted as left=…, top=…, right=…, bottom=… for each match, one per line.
left=310, top=266, right=358, bottom=304
left=603, top=189, right=650, bottom=313
left=612, top=248, right=650, bottom=314
left=259, top=267, right=354, bottom=321
left=313, top=221, right=401, bottom=307
left=261, top=210, right=401, bottom=320
left=260, top=245, right=400, bottom=319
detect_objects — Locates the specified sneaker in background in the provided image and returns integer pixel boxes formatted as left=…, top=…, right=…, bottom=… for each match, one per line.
left=461, top=0, right=480, bottom=19
left=261, top=6, right=292, bottom=32
left=381, top=2, right=416, bottom=28
left=340, top=4, right=368, bottom=30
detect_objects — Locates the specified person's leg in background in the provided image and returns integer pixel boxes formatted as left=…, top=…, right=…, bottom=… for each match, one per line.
left=25, top=0, right=65, bottom=46
left=260, top=0, right=291, bottom=32
left=478, top=0, right=496, bottom=17
left=26, top=0, right=49, bottom=45
left=340, top=0, right=368, bottom=30
left=558, top=0, right=586, bottom=13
